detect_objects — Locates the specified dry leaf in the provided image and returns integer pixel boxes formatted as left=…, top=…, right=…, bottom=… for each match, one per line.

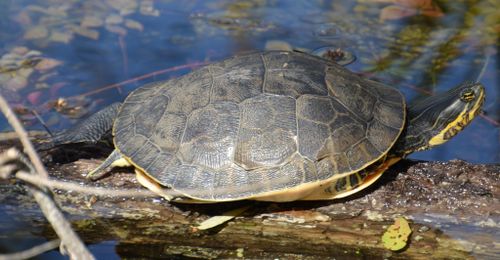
left=107, top=0, right=138, bottom=16
left=49, top=82, right=67, bottom=96
left=106, top=25, right=127, bottom=36
left=72, top=26, right=100, bottom=40
left=35, top=58, right=62, bottom=71
left=18, top=68, right=34, bottom=78
left=421, top=7, right=444, bottom=17
left=393, top=0, right=432, bottom=8
left=24, top=50, right=42, bottom=58
left=14, top=10, right=32, bottom=26
left=13, top=105, right=31, bottom=116
left=49, top=30, right=73, bottom=43
left=380, top=5, right=417, bottom=21
left=25, top=5, right=49, bottom=14
left=105, top=14, right=124, bottom=25
left=0, top=53, right=19, bottom=63
left=11, top=47, right=30, bottom=56
left=35, top=82, right=50, bottom=90
left=81, top=16, right=103, bottom=28
left=38, top=71, right=57, bottom=82
left=5, top=76, right=28, bottom=91
left=140, top=0, right=160, bottom=16
left=358, top=0, right=394, bottom=3
left=24, top=25, right=49, bottom=40
left=27, top=91, right=43, bottom=105
left=125, top=19, right=144, bottom=31
left=197, top=205, right=251, bottom=230
left=45, top=6, right=68, bottom=17
left=382, top=217, right=412, bottom=251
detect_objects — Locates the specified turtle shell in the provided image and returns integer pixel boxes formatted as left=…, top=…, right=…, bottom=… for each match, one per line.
left=113, top=51, right=405, bottom=201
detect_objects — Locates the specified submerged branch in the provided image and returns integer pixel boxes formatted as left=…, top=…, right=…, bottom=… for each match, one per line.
left=0, top=239, right=61, bottom=260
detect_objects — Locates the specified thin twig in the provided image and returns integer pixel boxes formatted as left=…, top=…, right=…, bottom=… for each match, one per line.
left=25, top=181, right=94, bottom=259
left=0, top=91, right=95, bottom=260
left=0, top=95, right=48, bottom=178
left=15, top=171, right=168, bottom=198
left=31, top=110, right=53, bottom=137
left=480, top=113, right=500, bottom=126
left=74, top=61, right=208, bottom=98
left=0, top=239, right=61, bottom=260
left=0, top=148, right=94, bottom=259
left=118, top=35, right=129, bottom=82
left=475, top=53, right=490, bottom=83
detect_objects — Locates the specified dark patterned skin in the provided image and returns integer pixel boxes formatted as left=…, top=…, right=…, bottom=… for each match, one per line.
left=113, top=51, right=405, bottom=201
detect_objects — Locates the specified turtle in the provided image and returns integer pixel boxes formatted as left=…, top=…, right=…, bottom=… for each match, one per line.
left=39, top=51, right=485, bottom=202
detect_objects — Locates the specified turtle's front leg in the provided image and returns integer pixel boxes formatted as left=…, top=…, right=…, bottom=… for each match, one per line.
left=36, top=103, right=121, bottom=150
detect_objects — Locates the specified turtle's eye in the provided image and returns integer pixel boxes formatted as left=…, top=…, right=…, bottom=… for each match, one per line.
left=460, top=88, right=475, bottom=102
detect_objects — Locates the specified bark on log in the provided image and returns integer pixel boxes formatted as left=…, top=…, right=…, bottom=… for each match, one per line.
left=0, top=136, right=498, bottom=259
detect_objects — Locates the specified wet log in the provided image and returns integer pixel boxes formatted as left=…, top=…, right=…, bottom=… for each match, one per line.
left=0, top=136, right=498, bottom=259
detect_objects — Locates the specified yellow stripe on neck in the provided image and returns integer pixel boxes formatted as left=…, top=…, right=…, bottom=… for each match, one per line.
left=428, top=91, right=484, bottom=147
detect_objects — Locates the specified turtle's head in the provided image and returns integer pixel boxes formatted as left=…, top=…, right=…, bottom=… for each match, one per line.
left=393, top=82, right=485, bottom=156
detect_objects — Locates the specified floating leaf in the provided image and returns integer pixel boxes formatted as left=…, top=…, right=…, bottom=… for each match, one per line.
left=52, top=97, right=90, bottom=118
left=71, top=26, right=100, bottom=40
left=382, top=217, right=412, bottom=251
left=24, top=25, right=49, bottom=40
left=0, top=48, right=41, bottom=74
left=81, top=16, right=103, bottom=28
left=45, top=6, right=68, bottom=17
left=13, top=105, right=31, bottom=116
left=25, top=5, right=49, bottom=14
left=140, top=0, right=160, bottom=16
left=358, top=0, right=394, bottom=3
left=24, top=50, right=42, bottom=58
left=375, top=0, right=443, bottom=21
left=18, top=68, right=34, bottom=78
left=14, top=10, right=32, bottom=26
left=105, top=14, right=124, bottom=25
left=106, top=0, right=138, bottom=16
left=49, top=82, right=67, bottom=97
left=37, top=72, right=57, bottom=82
left=106, top=25, right=127, bottom=36
left=11, top=47, right=30, bottom=56
left=125, top=19, right=144, bottom=31
left=393, top=0, right=432, bottom=8
left=421, top=7, right=444, bottom=17
left=380, top=5, right=417, bottom=21
left=27, top=91, right=43, bottom=105
left=5, top=76, right=28, bottom=91
left=35, top=58, right=62, bottom=71
left=49, top=30, right=73, bottom=43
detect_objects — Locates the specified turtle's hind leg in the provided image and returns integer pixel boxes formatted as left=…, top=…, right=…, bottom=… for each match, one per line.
left=87, top=149, right=131, bottom=180
left=36, top=103, right=121, bottom=150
